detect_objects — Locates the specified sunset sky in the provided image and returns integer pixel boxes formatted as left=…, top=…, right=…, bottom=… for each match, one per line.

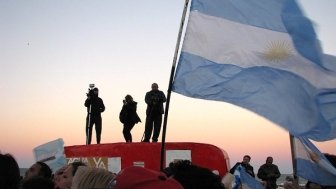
left=1, top=0, right=335, bottom=174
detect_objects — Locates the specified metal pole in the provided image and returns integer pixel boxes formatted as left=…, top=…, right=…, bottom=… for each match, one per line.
left=160, top=0, right=190, bottom=171
left=86, top=84, right=95, bottom=145
left=289, top=134, right=299, bottom=184
left=86, top=103, right=92, bottom=145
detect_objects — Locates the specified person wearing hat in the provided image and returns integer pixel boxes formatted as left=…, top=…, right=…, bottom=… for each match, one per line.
left=84, top=87, right=105, bottom=145
left=107, top=166, right=183, bottom=189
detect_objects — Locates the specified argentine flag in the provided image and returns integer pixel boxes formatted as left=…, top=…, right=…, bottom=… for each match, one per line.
left=295, top=137, right=336, bottom=185
left=173, top=0, right=336, bottom=141
left=33, top=138, right=67, bottom=173
left=232, top=165, right=265, bottom=189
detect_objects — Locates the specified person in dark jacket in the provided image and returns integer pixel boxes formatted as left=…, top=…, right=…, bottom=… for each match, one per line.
left=162, top=160, right=225, bottom=189
left=257, top=156, right=281, bottom=189
left=120, top=94, right=141, bottom=142
left=230, top=155, right=255, bottom=177
left=84, top=87, right=105, bottom=145
left=142, top=83, right=166, bottom=142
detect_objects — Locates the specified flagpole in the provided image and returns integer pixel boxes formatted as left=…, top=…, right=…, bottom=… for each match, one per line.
left=289, top=134, right=299, bottom=184
left=160, top=0, right=190, bottom=171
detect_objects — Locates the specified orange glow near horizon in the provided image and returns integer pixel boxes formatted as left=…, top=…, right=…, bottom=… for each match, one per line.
left=2, top=100, right=335, bottom=175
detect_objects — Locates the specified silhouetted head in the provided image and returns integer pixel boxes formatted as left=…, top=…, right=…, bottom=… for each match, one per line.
left=24, top=162, right=52, bottom=180
left=151, top=83, right=159, bottom=91
left=0, top=153, right=20, bottom=189
left=163, top=160, right=225, bottom=189
left=125, top=95, right=133, bottom=103
left=93, top=88, right=99, bottom=96
left=266, top=156, right=273, bottom=165
left=242, top=155, right=251, bottom=164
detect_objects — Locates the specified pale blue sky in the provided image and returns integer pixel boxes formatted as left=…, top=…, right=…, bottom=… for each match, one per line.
left=0, top=0, right=335, bottom=174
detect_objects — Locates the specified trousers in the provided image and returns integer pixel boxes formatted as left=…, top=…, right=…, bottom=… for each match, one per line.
left=86, top=115, right=102, bottom=144
left=143, top=114, right=162, bottom=142
left=123, top=123, right=135, bottom=142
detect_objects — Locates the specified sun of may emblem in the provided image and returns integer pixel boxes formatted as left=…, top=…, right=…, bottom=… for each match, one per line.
left=263, top=41, right=293, bottom=62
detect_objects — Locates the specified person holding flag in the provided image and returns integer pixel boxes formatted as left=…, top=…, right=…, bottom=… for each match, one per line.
left=230, top=155, right=255, bottom=178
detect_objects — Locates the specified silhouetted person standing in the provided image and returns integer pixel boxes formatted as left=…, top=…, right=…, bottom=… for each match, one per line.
left=143, top=83, right=166, bottom=142
left=85, top=87, right=105, bottom=144
left=120, top=94, right=141, bottom=142
left=257, top=156, right=281, bottom=189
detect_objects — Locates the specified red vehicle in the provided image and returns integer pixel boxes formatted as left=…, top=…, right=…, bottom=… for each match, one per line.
left=64, top=142, right=230, bottom=178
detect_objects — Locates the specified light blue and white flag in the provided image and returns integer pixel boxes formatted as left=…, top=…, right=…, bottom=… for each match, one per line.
left=172, top=0, right=336, bottom=141
left=295, top=137, right=336, bottom=186
left=232, top=165, right=265, bottom=189
left=33, top=138, right=67, bottom=173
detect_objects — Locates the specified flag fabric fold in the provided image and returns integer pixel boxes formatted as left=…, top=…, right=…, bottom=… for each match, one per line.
left=33, top=138, right=67, bottom=173
left=232, top=165, right=265, bottom=189
left=295, top=137, right=336, bottom=186
left=172, top=0, right=336, bottom=141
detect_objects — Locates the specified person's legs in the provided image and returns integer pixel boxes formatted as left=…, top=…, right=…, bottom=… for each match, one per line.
left=123, top=123, right=136, bottom=142
left=86, top=116, right=93, bottom=145
left=123, top=124, right=131, bottom=142
left=128, top=123, right=135, bottom=142
left=152, top=115, right=162, bottom=142
left=95, top=117, right=102, bottom=144
left=143, top=116, right=154, bottom=142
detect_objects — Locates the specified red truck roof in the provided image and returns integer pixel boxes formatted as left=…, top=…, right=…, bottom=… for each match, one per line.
left=64, top=142, right=230, bottom=178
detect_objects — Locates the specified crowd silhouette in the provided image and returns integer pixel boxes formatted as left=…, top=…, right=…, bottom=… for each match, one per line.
left=1, top=152, right=336, bottom=189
